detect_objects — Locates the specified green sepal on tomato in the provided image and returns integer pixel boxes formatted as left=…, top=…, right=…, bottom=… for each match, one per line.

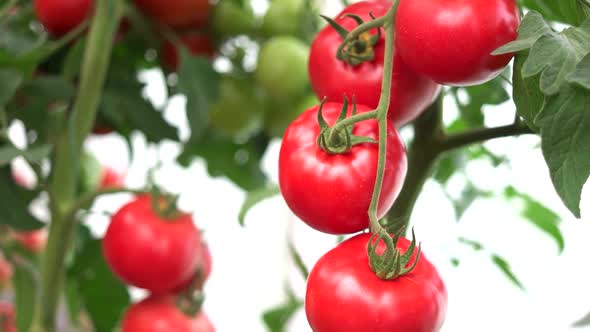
left=306, top=233, right=447, bottom=332
left=394, top=0, right=520, bottom=86
left=308, top=0, right=440, bottom=127
left=278, top=102, right=407, bottom=235
left=102, top=195, right=203, bottom=294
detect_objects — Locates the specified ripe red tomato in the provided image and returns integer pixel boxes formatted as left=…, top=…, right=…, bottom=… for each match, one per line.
left=34, top=0, right=93, bottom=37
left=174, top=240, right=212, bottom=293
left=160, top=33, right=215, bottom=71
left=122, top=296, right=214, bottom=332
left=102, top=195, right=202, bottom=293
left=0, top=302, right=16, bottom=332
left=278, top=102, right=407, bottom=235
left=306, top=233, right=447, bottom=332
left=99, top=167, right=125, bottom=189
left=0, top=254, right=12, bottom=290
left=395, top=0, right=520, bottom=86
left=15, top=229, right=47, bottom=253
left=308, top=0, right=440, bottom=127
left=134, top=0, right=209, bottom=28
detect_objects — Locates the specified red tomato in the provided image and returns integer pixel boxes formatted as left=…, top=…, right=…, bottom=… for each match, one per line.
left=15, top=229, right=47, bottom=253
left=102, top=195, right=202, bottom=293
left=34, top=0, right=93, bottom=36
left=122, top=296, right=215, bottom=332
left=100, top=167, right=125, bottom=189
left=160, top=33, right=215, bottom=71
left=306, top=233, right=447, bottom=332
left=174, top=240, right=212, bottom=293
left=308, top=1, right=440, bottom=127
left=134, top=0, right=209, bottom=28
left=278, top=102, right=407, bottom=235
left=0, top=254, right=12, bottom=289
left=395, top=0, right=520, bottom=86
left=0, top=302, right=16, bottom=332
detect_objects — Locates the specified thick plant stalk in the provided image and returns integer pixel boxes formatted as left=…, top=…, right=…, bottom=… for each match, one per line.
left=35, top=1, right=123, bottom=330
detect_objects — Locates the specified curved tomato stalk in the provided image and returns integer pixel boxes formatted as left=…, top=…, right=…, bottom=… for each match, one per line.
left=368, top=229, right=421, bottom=279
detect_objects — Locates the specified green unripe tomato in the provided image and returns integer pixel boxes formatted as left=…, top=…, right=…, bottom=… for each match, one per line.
left=264, top=94, right=318, bottom=138
left=209, top=76, right=265, bottom=138
left=212, top=0, right=257, bottom=37
left=262, top=0, right=302, bottom=37
left=255, top=36, right=309, bottom=103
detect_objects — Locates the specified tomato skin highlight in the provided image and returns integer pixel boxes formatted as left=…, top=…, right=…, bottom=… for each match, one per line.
left=102, top=195, right=202, bottom=293
left=308, top=0, right=440, bottom=127
left=133, top=0, right=209, bottom=29
left=306, top=233, right=447, bottom=332
left=160, top=33, right=215, bottom=71
left=395, top=0, right=520, bottom=86
left=34, top=0, right=93, bottom=37
left=278, top=102, right=407, bottom=235
left=122, top=296, right=215, bottom=332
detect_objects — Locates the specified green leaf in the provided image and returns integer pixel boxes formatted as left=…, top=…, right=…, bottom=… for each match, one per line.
left=535, top=84, right=590, bottom=218
left=504, top=186, right=564, bottom=252
left=567, top=52, right=590, bottom=90
left=69, top=238, right=130, bottom=332
left=451, top=183, right=483, bottom=221
left=493, top=11, right=552, bottom=55
left=289, top=242, right=309, bottom=280
left=0, top=167, right=44, bottom=230
left=13, top=259, right=38, bottom=332
left=519, top=0, right=583, bottom=25
left=433, top=151, right=466, bottom=184
left=0, top=68, right=23, bottom=105
left=491, top=254, right=525, bottom=290
left=572, top=310, right=590, bottom=327
left=512, top=51, right=543, bottom=132
left=522, top=19, right=590, bottom=95
left=262, top=287, right=302, bottom=332
left=238, top=184, right=280, bottom=225
left=0, top=143, right=52, bottom=166
left=177, top=55, right=220, bottom=142
left=179, top=133, right=267, bottom=191
left=458, top=237, right=484, bottom=251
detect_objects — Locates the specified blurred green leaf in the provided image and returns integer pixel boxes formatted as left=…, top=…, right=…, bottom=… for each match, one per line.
left=491, top=254, right=525, bottom=290
left=289, top=241, right=308, bottom=280
left=458, top=237, right=484, bottom=251
left=0, top=167, right=44, bottom=230
left=512, top=51, right=543, bottom=132
left=13, top=259, right=38, bottom=332
left=262, top=287, right=302, bottom=332
left=69, top=237, right=130, bottom=332
left=0, top=142, right=52, bottom=166
left=238, top=184, right=280, bottom=225
left=0, top=67, right=23, bottom=105
left=572, top=310, right=590, bottom=327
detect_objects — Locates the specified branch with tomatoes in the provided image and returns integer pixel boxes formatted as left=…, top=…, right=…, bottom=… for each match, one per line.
left=0, top=0, right=588, bottom=331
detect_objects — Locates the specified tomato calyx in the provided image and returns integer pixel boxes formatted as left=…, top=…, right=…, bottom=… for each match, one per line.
left=367, top=228, right=421, bottom=280
left=316, top=97, right=376, bottom=154
left=321, top=13, right=381, bottom=66
left=175, top=274, right=205, bottom=317
left=150, top=189, right=183, bottom=220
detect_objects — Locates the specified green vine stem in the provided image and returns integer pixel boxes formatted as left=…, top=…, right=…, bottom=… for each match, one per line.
left=36, top=0, right=123, bottom=330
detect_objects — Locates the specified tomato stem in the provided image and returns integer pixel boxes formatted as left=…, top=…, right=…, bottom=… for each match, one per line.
left=335, top=14, right=389, bottom=64
left=327, top=109, right=377, bottom=144
left=36, top=0, right=123, bottom=330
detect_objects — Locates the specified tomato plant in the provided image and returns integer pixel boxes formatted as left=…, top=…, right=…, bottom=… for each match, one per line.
left=395, top=0, right=520, bottom=86
left=34, top=0, right=93, bottom=36
left=308, top=0, right=440, bottom=126
left=102, top=195, right=203, bottom=293
left=121, top=296, right=214, bottom=332
left=306, top=233, right=447, bottom=332
left=279, top=102, right=407, bottom=234
left=133, top=0, right=209, bottom=28
left=160, top=33, right=215, bottom=71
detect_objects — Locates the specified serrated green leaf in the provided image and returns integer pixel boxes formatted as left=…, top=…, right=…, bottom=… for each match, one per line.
left=491, top=254, right=525, bottom=290
left=504, top=186, right=564, bottom=252
left=238, top=184, right=280, bottom=225
left=493, top=11, right=552, bottom=55
left=0, top=167, right=44, bottom=230
left=70, top=238, right=130, bottom=332
left=513, top=51, right=543, bottom=132
left=177, top=55, right=220, bottom=142
left=535, top=84, right=590, bottom=218
left=13, top=259, right=38, bottom=332
left=522, top=20, right=590, bottom=95
left=0, top=68, right=23, bottom=105
left=567, top=52, right=590, bottom=89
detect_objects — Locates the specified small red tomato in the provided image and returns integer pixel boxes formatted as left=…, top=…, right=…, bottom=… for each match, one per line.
left=0, top=254, right=13, bottom=289
left=306, top=233, right=448, bottom=332
left=100, top=167, right=125, bottom=189
left=102, top=195, right=202, bottom=293
left=0, top=302, right=16, bottom=332
left=134, top=0, right=209, bottom=29
left=279, top=102, right=407, bottom=235
left=395, top=0, right=520, bottom=86
left=15, top=229, right=47, bottom=253
left=160, top=33, right=215, bottom=71
left=34, top=0, right=93, bottom=37
left=309, top=0, right=440, bottom=126
left=174, top=240, right=212, bottom=293
left=122, top=296, right=215, bottom=332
